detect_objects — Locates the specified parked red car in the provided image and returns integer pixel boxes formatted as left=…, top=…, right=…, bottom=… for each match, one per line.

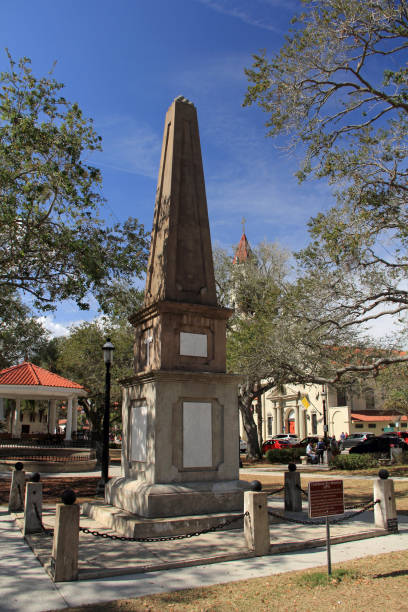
left=262, top=438, right=292, bottom=453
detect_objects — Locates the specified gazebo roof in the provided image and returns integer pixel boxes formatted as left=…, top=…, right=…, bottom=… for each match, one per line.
left=0, top=362, right=86, bottom=400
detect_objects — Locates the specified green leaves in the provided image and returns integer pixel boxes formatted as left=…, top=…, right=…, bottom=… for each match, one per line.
left=0, top=53, right=149, bottom=320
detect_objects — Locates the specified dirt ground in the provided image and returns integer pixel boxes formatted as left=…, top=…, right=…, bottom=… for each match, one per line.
left=51, top=549, right=408, bottom=612
left=2, top=467, right=408, bottom=510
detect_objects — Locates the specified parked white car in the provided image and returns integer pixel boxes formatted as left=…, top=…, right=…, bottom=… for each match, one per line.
left=271, top=434, right=300, bottom=445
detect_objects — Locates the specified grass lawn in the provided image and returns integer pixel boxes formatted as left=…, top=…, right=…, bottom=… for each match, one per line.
left=54, top=549, right=408, bottom=611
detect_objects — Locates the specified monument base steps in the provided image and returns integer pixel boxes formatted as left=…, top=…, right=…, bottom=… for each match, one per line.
left=81, top=499, right=246, bottom=538
left=105, top=477, right=251, bottom=518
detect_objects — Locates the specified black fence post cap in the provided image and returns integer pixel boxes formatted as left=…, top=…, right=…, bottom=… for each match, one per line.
left=378, top=469, right=389, bottom=480
left=30, top=472, right=41, bottom=482
left=288, top=463, right=297, bottom=472
left=15, top=462, right=24, bottom=471
left=61, top=488, right=76, bottom=505
left=249, top=480, right=262, bottom=491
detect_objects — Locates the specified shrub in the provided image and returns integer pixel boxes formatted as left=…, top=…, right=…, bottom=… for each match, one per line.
left=331, top=453, right=378, bottom=470
left=265, top=447, right=304, bottom=464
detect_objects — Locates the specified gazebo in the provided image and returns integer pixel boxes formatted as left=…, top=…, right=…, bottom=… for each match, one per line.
left=0, top=362, right=87, bottom=441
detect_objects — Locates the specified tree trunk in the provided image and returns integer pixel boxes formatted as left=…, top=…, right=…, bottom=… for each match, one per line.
left=239, top=397, right=261, bottom=460
left=255, top=401, right=263, bottom=451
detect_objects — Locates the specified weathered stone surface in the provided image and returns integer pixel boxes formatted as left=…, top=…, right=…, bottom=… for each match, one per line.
left=8, top=469, right=26, bottom=512
left=23, top=482, right=43, bottom=535
left=51, top=503, right=79, bottom=582
left=106, top=479, right=249, bottom=518
left=284, top=470, right=302, bottom=512
left=374, top=477, right=397, bottom=531
left=144, top=97, right=217, bottom=308
left=244, top=492, right=270, bottom=556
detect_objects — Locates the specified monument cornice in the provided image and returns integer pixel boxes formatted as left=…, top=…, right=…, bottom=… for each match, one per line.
left=129, top=300, right=234, bottom=326
left=120, top=369, right=242, bottom=387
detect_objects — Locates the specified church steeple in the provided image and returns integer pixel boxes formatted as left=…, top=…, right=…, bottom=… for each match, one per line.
left=233, top=220, right=252, bottom=264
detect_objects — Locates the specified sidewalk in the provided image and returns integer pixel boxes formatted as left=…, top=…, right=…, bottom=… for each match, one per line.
left=1, top=501, right=408, bottom=612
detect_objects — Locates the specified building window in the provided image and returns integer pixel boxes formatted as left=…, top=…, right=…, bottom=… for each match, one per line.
left=368, top=423, right=376, bottom=428
left=336, top=388, right=347, bottom=406
left=19, top=411, right=24, bottom=422
left=21, top=424, right=30, bottom=434
left=365, top=389, right=375, bottom=410
left=401, top=423, right=407, bottom=428
left=355, top=423, right=364, bottom=429
left=267, top=416, right=273, bottom=437
left=311, top=413, right=317, bottom=435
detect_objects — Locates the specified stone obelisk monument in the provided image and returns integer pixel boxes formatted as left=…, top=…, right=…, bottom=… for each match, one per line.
left=106, top=96, right=248, bottom=517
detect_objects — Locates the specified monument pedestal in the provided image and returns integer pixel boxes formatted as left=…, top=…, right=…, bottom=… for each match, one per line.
left=106, top=478, right=249, bottom=518
left=105, top=370, right=249, bottom=518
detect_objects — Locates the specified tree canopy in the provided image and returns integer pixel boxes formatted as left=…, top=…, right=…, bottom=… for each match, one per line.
left=215, top=241, right=368, bottom=458
left=244, top=1, right=408, bottom=354
left=0, top=52, right=149, bottom=320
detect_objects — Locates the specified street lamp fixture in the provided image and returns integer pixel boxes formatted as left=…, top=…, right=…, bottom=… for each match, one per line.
left=96, top=338, right=115, bottom=496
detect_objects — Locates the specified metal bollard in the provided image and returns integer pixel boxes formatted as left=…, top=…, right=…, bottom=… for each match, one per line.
left=284, top=463, right=302, bottom=512
left=8, top=462, right=26, bottom=513
left=24, top=474, right=43, bottom=535
left=374, top=469, right=398, bottom=532
left=50, top=489, right=79, bottom=582
left=244, top=491, right=270, bottom=556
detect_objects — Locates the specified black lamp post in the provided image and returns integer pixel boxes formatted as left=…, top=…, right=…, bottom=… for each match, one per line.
left=96, top=338, right=115, bottom=496
left=321, top=385, right=329, bottom=447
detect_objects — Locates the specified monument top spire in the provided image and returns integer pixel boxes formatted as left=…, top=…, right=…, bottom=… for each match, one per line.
left=144, top=96, right=217, bottom=308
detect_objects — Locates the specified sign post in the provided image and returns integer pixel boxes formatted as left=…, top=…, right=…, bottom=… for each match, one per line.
left=308, top=480, right=344, bottom=575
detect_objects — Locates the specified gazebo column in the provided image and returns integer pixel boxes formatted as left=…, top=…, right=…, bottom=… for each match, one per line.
left=49, top=399, right=57, bottom=434
left=66, top=397, right=73, bottom=442
left=72, top=398, right=78, bottom=434
left=12, top=399, right=21, bottom=438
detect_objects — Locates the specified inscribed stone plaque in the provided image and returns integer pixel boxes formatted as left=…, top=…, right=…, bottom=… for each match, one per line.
left=130, top=405, right=147, bottom=462
left=180, top=332, right=207, bottom=357
left=183, top=402, right=212, bottom=468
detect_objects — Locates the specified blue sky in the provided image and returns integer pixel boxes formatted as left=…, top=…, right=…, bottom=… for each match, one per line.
left=1, top=0, right=375, bottom=336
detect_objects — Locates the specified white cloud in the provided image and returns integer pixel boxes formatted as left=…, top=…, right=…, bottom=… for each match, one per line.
left=195, top=0, right=291, bottom=32
left=37, top=316, right=84, bottom=338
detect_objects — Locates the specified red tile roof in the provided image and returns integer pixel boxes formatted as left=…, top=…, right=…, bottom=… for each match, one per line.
left=233, top=233, right=252, bottom=264
left=351, top=411, right=407, bottom=422
left=0, top=362, right=84, bottom=389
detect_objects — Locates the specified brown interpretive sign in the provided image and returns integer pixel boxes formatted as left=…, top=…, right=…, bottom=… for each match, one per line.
left=308, top=480, right=344, bottom=518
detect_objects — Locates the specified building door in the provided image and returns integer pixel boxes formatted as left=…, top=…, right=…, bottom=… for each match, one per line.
left=288, top=410, right=295, bottom=434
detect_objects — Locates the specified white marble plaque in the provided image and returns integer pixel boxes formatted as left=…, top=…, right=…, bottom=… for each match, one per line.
left=180, top=332, right=207, bottom=357
left=130, top=405, right=147, bottom=462
left=183, top=402, right=212, bottom=468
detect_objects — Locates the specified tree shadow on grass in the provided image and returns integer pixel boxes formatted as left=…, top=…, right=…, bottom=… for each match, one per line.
left=373, top=569, right=408, bottom=579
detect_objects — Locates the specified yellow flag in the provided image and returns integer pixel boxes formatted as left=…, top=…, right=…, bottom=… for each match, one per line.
left=301, top=396, right=310, bottom=409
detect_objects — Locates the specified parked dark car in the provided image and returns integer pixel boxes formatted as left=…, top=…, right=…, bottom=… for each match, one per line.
left=341, top=432, right=375, bottom=449
left=349, top=436, right=408, bottom=454
left=294, top=436, right=319, bottom=448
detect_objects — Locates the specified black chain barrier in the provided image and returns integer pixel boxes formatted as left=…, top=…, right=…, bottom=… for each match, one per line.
left=267, top=486, right=285, bottom=496
left=295, top=484, right=308, bottom=497
left=268, top=500, right=380, bottom=526
left=79, top=511, right=249, bottom=543
left=33, top=502, right=54, bottom=535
